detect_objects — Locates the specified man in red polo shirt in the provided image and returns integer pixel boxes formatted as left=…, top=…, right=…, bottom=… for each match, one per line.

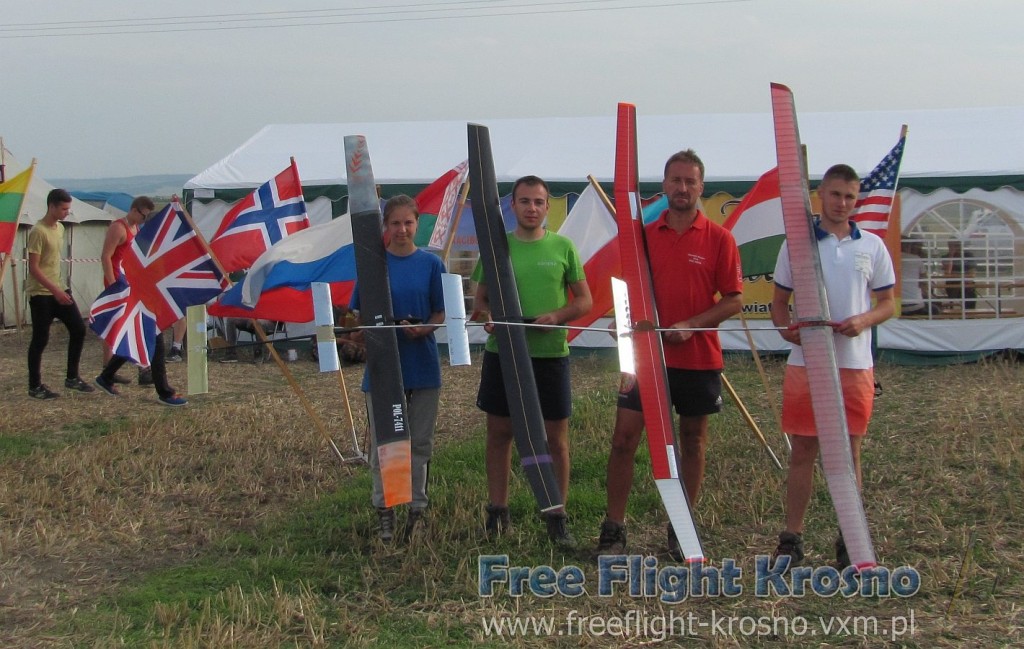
left=597, top=149, right=743, bottom=557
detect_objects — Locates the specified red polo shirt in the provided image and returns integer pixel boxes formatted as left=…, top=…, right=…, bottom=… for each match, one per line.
left=646, top=210, right=743, bottom=370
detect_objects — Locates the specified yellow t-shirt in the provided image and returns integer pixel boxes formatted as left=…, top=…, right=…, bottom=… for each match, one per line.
left=26, top=221, right=65, bottom=297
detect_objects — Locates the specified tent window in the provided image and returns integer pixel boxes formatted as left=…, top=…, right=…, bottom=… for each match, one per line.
left=903, top=198, right=1023, bottom=319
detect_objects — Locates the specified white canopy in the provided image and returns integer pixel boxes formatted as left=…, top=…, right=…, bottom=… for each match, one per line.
left=185, top=107, right=1024, bottom=191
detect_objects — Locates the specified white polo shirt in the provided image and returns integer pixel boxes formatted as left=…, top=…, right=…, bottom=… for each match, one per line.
left=773, top=220, right=895, bottom=369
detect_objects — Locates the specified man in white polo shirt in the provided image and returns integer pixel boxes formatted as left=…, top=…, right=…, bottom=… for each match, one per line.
left=769, top=163, right=895, bottom=569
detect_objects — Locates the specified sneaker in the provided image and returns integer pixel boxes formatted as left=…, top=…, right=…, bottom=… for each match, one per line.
left=402, top=508, right=425, bottom=542
left=167, top=348, right=183, bottom=363
left=484, top=504, right=510, bottom=537
left=219, top=350, right=238, bottom=364
left=667, top=522, right=686, bottom=561
left=835, top=532, right=850, bottom=570
left=94, top=375, right=121, bottom=396
left=773, top=531, right=805, bottom=570
left=596, top=519, right=627, bottom=555
left=543, top=511, right=577, bottom=549
left=28, top=384, right=59, bottom=400
left=377, top=507, right=396, bottom=542
left=158, top=394, right=188, bottom=407
left=111, top=373, right=132, bottom=385
left=64, top=377, right=96, bottom=393
left=138, top=368, right=154, bottom=386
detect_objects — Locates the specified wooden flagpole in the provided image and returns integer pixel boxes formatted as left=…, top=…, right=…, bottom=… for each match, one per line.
left=176, top=197, right=346, bottom=462
left=586, top=176, right=782, bottom=467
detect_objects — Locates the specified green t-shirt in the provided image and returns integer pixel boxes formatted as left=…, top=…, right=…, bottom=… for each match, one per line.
left=25, top=221, right=65, bottom=297
left=472, top=230, right=585, bottom=358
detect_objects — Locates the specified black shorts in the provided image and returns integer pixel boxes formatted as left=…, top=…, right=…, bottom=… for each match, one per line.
left=617, top=368, right=723, bottom=417
left=476, top=350, right=572, bottom=420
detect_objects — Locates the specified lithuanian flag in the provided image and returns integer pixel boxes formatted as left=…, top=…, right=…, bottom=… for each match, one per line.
left=0, top=166, right=33, bottom=255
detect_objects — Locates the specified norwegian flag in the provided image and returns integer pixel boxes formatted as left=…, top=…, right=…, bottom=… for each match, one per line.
left=210, top=159, right=310, bottom=272
left=88, top=276, right=159, bottom=368
left=852, top=132, right=907, bottom=237
left=122, top=200, right=229, bottom=331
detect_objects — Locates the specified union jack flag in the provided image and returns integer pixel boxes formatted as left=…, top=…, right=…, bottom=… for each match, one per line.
left=89, top=276, right=159, bottom=368
left=123, top=200, right=229, bottom=331
left=852, top=132, right=907, bottom=237
left=210, top=159, right=309, bottom=272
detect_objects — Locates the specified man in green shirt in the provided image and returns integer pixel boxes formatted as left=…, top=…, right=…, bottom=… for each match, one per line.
left=472, top=175, right=592, bottom=546
left=26, top=189, right=94, bottom=398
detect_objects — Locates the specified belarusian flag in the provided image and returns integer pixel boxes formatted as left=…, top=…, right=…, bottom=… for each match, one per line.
left=0, top=166, right=33, bottom=255
left=722, top=167, right=783, bottom=278
left=417, top=160, right=468, bottom=250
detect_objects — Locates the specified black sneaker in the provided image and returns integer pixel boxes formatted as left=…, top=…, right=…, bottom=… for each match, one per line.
left=484, top=504, right=510, bottom=537
left=28, top=384, right=59, bottom=400
left=219, top=350, right=238, bottom=364
left=835, top=532, right=850, bottom=570
left=377, top=507, right=396, bottom=542
left=403, top=508, right=425, bottom=542
left=95, top=375, right=121, bottom=396
left=111, top=373, right=132, bottom=385
left=65, top=377, right=96, bottom=393
left=773, top=531, right=805, bottom=570
left=138, top=368, right=154, bottom=386
left=544, top=511, right=577, bottom=549
left=667, top=522, right=683, bottom=562
left=596, top=519, right=627, bottom=555
left=167, top=348, right=184, bottom=363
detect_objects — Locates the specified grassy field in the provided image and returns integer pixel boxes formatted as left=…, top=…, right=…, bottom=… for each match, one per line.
left=0, top=328, right=1021, bottom=647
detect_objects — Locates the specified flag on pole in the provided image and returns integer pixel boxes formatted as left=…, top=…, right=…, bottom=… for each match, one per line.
left=88, top=276, right=160, bottom=368
left=210, top=214, right=356, bottom=323
left=422, top=160, right=469, bottom=250
left=852, top=133, right=907, bottom=237
left=558, top=183, right=620, bottom=341
left=722, top=167, right=784, bottom=278
left=210, top=159, right=310, bottom=272
left=122, top=200, right=229, bottom=331
left=0, top=166, right=33, bottom=255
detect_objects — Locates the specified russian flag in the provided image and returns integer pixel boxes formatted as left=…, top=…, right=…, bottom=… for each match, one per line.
left=209, top=215, right=356, bottom=323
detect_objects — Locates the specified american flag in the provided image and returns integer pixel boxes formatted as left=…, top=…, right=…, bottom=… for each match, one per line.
left=123, top=200, right=229, bottom=331
left=89, top=276, right=159, bottom=368
left=851, top=133, right=907, bottom=237
left=210, top=159, right=309, bottom=272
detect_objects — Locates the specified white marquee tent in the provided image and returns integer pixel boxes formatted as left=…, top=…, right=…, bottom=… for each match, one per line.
left=183, top=108, right=1024, bottom=359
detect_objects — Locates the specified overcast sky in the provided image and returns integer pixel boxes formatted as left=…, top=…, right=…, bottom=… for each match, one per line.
left=2, top=0, right=1021, bottom=180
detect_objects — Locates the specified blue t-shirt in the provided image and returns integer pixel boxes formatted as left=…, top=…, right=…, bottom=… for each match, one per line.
left=351, top=249, right=446, bottom=390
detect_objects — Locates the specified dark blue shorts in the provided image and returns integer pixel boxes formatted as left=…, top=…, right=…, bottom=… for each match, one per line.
left=476, top=350, right=572, bottom=420
left=617, top=368, right=723, bottom=417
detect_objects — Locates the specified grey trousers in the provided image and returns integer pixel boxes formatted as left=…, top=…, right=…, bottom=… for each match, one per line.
left=366, top=387, right=440, bottom=510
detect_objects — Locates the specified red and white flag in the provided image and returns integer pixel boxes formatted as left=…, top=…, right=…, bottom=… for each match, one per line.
left=422, top=160, right=469, bottom=250
left=558, top=183, right=620, bottom=341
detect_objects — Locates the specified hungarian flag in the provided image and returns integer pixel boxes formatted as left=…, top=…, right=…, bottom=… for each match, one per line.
left=722, top=167, right=784, bottom=278
left=0, top=166, right=34, bottom=255
left=419, top=160, right=468, bottom=250
left=210, top=159, right=310, bottom=272
left=852, top=132, right=907, bottom=237
left=558, top=183, right=620, bottom=341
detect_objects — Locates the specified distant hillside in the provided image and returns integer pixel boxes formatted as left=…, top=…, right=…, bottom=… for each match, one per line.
left=49, top=174, right=194, bottom=198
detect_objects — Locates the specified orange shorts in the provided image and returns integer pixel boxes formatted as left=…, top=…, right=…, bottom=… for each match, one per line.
left=781, top=365, right=875, bottom=437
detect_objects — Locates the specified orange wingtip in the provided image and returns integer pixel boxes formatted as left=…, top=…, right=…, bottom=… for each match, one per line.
left=379, top=440, right=412, bottom=507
